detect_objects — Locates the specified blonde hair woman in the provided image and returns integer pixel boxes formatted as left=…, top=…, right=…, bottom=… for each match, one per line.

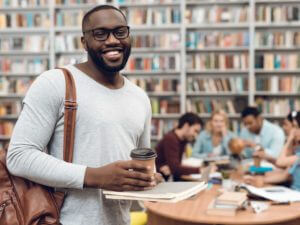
left=192, top=110, right=235, bottom=158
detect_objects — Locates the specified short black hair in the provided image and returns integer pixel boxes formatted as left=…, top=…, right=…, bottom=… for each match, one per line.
left=241, top=106, right=261, bottom=118
left=82, top=5, right=127, bottom=32
left=178, top=112, right=204, bottom=129
left=287, top=110, right=300, bottom=127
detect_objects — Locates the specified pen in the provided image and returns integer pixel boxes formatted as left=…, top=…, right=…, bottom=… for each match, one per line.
left=271, top=201, right=290, bottom=205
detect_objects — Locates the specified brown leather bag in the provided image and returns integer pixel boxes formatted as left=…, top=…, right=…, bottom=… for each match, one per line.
left=0, top=68, right=77, bottom=225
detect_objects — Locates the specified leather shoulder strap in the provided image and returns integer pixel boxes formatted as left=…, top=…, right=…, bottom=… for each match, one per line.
left=60, top=68, right=77, bottom=163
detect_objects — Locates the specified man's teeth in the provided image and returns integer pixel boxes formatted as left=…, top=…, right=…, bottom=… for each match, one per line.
left=104, top=51, right=120, bottom=56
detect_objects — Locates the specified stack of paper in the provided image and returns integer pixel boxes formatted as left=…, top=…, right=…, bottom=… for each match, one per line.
left=206, top=191, right=247, bottom=216
left=103, top=182, right=207, bottom=203
left=243, top=185, right=300, bottom=203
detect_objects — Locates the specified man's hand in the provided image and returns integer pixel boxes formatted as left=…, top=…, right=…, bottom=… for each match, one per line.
left=253, top=149, right=265, bottom=159
left=159, top=165, right=171, bottom=176
left=84, top=160, right=156, bottom=191
left=243, top=140, right=256, bottom=148
left=244, top=175, right=264, bottom=187
left=154, top=172, right=164, bottom=184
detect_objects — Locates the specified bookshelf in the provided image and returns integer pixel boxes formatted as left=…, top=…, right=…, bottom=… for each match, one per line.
left=1, top=0, right=300, bottom=147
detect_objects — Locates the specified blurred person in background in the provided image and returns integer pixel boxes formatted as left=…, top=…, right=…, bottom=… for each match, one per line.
left=155, top=112, right=203, bottom=181
left=192, top=110, right=235, bottom=159
left=239, top=106, right=285, bottom=164
left=245, top=111, right=300, bottom=190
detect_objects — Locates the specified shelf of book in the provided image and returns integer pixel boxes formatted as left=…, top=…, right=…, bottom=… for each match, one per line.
left=119, top=2, right=180, bottom=7
left=187, top=70, right=249, bottom=75
left=186, top=47, right=249, bottom=53
left=0, top=135, right=11, bottom=142
left=0, top=6, right=49, bottom=12
left=255, top=0, right=300, bottom=4
left=0, top=28, right=50, bottom=34
left=0, top=73, right=39, bottom=77
left=0, top=51, right=49, bottom=56
left=186, top=0, right=248, bottom=5
left=255, top=69, right=300, bottom=75
left=0, top=115, right=19, bottom=120
left=0, top=94, right=24, bottom=99
left=187, top=92, right=248, bottom=97
left=186, top=24, right=249, bottom=30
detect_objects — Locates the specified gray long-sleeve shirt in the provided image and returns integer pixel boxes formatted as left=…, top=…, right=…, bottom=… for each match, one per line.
left=6, top=65, right=151, bottom=225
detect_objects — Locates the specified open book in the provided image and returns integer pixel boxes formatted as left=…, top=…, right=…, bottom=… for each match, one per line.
left=242, top=184, right=300, bottom=203
left=103, top=182, right=207, bottom=203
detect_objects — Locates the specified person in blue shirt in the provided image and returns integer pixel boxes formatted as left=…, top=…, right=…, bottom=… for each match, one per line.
left=240, top=106, right=285, bottom=164
left=244, top=111, right=300, bottom=190
left=192, top=110, right=235, bottom=159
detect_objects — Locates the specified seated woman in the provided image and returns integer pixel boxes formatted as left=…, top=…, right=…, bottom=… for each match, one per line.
left=192, top=110, right=235, bottom=159
left=245, top=111, right=300, bottom=190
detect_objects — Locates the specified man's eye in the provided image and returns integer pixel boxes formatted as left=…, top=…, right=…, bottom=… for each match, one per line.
left=115, top=30, right=126, bottom=35
left=94, top=30, right=106, bottom=36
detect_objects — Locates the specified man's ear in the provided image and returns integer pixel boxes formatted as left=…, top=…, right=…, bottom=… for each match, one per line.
left=81, top=36, right=87, bottom=51
left=182, top=122, right=189, bottom=131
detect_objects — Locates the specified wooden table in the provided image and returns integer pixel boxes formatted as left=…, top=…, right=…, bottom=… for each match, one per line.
left=144, top=185, right=300, bottom=225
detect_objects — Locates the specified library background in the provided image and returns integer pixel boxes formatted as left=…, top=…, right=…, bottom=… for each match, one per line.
left=1, top=0, right=300, bottom=149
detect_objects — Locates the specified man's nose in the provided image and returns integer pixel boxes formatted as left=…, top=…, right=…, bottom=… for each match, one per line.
left=105, top=32, right=120, bottom=44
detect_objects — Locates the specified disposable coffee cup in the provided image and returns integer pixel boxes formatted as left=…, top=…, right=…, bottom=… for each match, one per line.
left=130, top=148, right=157, bottom=176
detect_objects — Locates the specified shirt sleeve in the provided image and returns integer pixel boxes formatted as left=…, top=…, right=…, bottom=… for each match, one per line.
left=192, top=132, right=208, bottom=158
left=163, top=136, right=199, bottom=177
left=6, top=72, right=86, bottom=189
left=239, top=128, right=253, bottom=158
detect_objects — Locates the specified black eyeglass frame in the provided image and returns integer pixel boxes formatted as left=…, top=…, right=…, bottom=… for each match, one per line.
left=83, top=26, right=130, bottom=41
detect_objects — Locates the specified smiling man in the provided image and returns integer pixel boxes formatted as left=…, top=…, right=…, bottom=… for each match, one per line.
left=6, top=5, right=160, bottom=225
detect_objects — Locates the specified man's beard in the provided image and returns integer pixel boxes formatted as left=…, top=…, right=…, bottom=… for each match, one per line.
left=87, top=44, right=131, bottom=73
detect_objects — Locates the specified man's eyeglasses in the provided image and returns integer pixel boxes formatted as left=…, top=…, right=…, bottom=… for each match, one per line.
left=83, top=26, right=130, bottom=41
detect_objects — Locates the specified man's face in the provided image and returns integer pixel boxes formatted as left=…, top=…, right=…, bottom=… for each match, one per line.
left=242, top=115, right=261, bottom=134
left=83, top=9, right=131, bottom=73
left=282, top=119, right=293, bottom=136
left=185, top=124, right=201, bottom=142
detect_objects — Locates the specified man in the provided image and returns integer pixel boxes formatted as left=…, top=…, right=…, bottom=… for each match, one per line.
left=7, top=5, right=161, bottom=225
left=240, top=106, right=285, bottom=164
left=155, top=112, right=203, bottom=181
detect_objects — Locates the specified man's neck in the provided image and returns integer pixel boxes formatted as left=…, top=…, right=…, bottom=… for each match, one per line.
left=174, top=128, right=185, bottom=141
left=75, top=62, right=124, bottom=89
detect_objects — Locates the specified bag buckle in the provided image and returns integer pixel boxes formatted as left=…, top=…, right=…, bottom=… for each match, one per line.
left=64, top=100, right=77, bottom=110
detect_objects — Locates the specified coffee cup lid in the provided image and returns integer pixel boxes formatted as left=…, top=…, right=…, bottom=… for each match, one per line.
left=130, top=148, right=157, bottom=160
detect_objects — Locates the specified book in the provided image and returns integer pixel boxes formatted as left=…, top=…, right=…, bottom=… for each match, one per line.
left=216, top=191, right=247, bottom=206
left=206, top=199, right=237, bottom=217
left=103, top=181, right=207, bottom=203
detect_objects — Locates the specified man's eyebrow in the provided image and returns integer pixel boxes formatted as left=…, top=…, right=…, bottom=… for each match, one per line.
left=89, top=26, right=126, bottom=30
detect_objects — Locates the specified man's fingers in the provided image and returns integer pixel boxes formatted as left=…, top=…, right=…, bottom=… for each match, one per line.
left=121, top=178, right=155, bottom=188
left=124, top=169, right=154, bottom=181
left=119, top=160, right=152, bottom=172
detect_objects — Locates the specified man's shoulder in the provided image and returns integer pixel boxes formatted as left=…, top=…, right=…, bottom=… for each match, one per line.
left=162, top=130, right=178, bottom=142
left=264, top=119, right=283, bottom=132
left=125, top=77, right=149, bottom=98
left=37, top=68, right=66, bottom=84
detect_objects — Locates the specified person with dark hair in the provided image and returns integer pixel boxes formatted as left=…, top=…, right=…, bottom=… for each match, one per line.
left=6, top=5, right=162, bottom=225
left=239, top=106, right=285, bottom=163
left=155, top=112, right=204, bottom=181
left=283, top=111, right=300, bottom=136
left=244, top=111, right=300, bottom=190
